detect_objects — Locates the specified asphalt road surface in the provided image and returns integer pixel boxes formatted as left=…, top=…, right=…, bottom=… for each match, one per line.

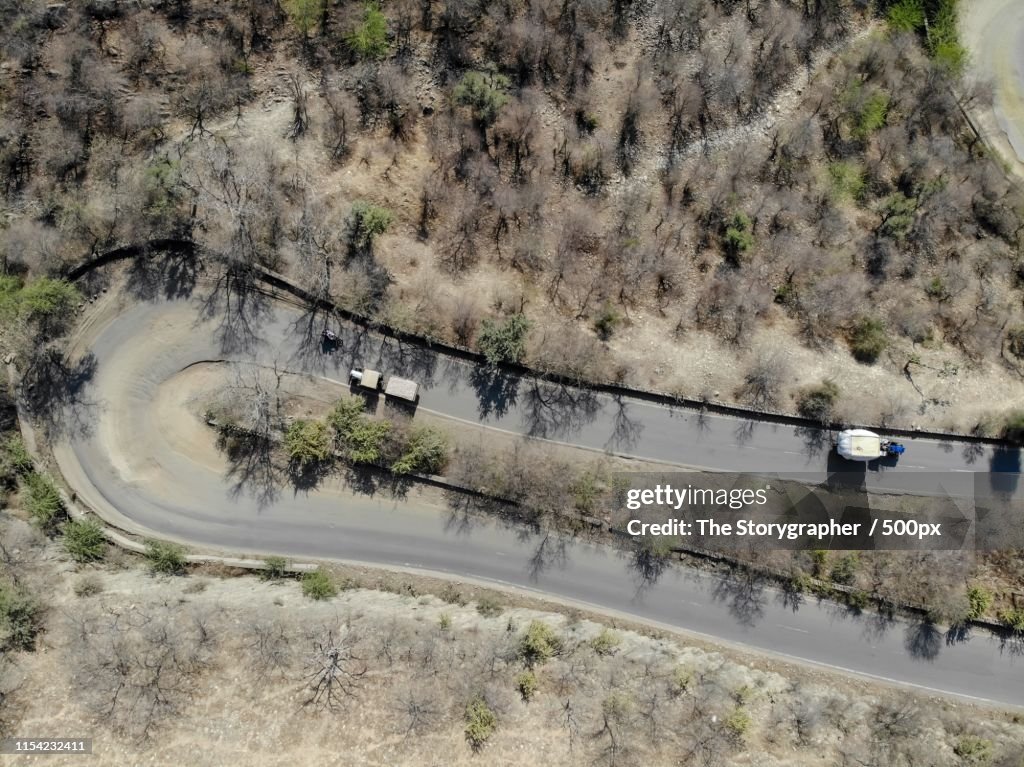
left=54, top=291, right=1024, bottom=707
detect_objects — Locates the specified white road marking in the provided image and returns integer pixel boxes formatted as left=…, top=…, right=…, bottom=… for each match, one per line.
left=777, top=625, right=810, bottom=634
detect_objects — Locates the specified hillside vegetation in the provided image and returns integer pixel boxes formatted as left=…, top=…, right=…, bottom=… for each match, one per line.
left=0, top=0, right=1021, bottom=434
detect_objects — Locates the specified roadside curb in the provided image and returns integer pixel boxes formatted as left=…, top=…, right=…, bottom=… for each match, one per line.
left=6, top=364, right=317, bottom=576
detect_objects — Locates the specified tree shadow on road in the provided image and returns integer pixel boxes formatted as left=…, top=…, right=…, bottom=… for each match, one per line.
left=776, top=580, right=804, bottom=613
left=733, top=419, right=757, bottom=446
left=20, top=349, right=100, bottom=440
left=525, top=531, right=569, bottom=583
left=522, top=377, right=600, bottom=440
left=794, top=425, right=830, bottom=461
left=219, top=429, right=282, bottom=509
left=624, top=539, right=674, bottom=599
left=904, top=620, right=941, bottom=661
left=442, top=490, right=521, bottom=537
left=711, top=565, right=767, bottom=628
left=998, top=630, right=1024, bottom=658
left=197, top=265, right=271, bottom=356
left=945, top=622, right=971, bottom=646
left=124, top=248, right=198, bottom=301
left=339, top=463, right=413, bottom=501
left=288, top=459, right=338, bottom=495
left=604, top=395, right=644, bottom=454
left=469, top=365, right=520, bottom=421
left=375, top=336, right=439, bottom=387
left=285, top=303, right=338, bottom=374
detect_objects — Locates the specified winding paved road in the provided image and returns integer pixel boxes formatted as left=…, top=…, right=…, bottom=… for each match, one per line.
left=54, top=289, right=1024, bottom=707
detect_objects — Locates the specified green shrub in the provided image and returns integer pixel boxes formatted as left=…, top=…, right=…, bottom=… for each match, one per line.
left=346, top=2, right=389, bottom=59
left=518, top=620, right=562, bottom=667
left=830, top=553, right=859, bottom=586
left=796, top=380, right=840, bottom=423
left=454, top=71, right=510, bottom=130
left=602, top=691, right=633, bottom=721
left=928, top=0, right=967, bottom=75
left=931, top=39, right=967, bottom=75
left=954, top=735, right=993, bottom=765
left=589, top=628, right=621, bottom=656
left=347, top=201, right=393, bottom=253
left=476, top=595, right=503, bottom=618
left=0, top=580, right=42, bottom=651
left=570, top=471, right=602, bottom=513
left=327, top=397, right=366, bottom=434
left=0, top=435, right=33, bottom=482
left=464, top=696, right=497, bottom=751
left=852, top=89, right=889, bottom=141
left=282, top=0, right=325, bottom=37
left=0, top=276, right=80, bottom=337
left=477, top=314, right=531, bottom=365
left=302, top=567, right=338, bottom=600
left=328, top=398, right=391, bottom=464
left=966, top=585, right=993, bottom=620
left=671, top=666, right=693, bottom=695
left=723, top=212, right=754, bottom=261
left=810, top=549, right=828, bottom=577
left=594, top=304, right=621, bottom=340
left=439, top=583, right=465, bottom=605
left=879, top=192, right=917, bottom=240
left=849, top=317, right=888, bottom=363
left=732, top=684, right=755, bottom=705
left=998, top=607, right=1024, bottom=634
left=62, top=518, right=106, bottom=563
left=725, top=706, right=751, bottom=739
left=262, top=555, right=289, bottom=580
left=886, top=0, right=924, bottom=32
left=144, top=539, right=187, bottom=575
left=515, top=670, right=538, bottom=701
left=924, top=275, right=948, bottom=300
left=391, top=425, right=449, bottom=475
left=575, top=109, right=599, bottom=133
left=1001, top=411, right=1024, bottom=444
left=846, top=589, right=870, bottom=611
left=284, top=419, right=332, bottom=468
left=438, top=612, right=452, bottom=631
left=827, top=161, right=866, bottom=202
left=345, top=418, right=391, bottom=464
left=22, top=472, right=64, bottom=531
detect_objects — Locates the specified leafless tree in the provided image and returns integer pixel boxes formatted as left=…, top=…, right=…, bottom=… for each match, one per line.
left=392, top=685, right=441, bottom=738
left=286, top=72, right=309, bottom=141
left=303, top=627, right=367, bottom=710
left=68, top=604, right=214, bottom=740
left=248, top=619, right=292, bottom=681
left=321, top=78, right=357, bottom=162
left=738, top=351, right=788, bottom=408
left=175, top=37, right=247, bottom=138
